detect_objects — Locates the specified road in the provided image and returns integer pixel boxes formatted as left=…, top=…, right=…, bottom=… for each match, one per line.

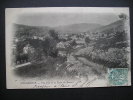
left=13, top=62, right=31, bottom=69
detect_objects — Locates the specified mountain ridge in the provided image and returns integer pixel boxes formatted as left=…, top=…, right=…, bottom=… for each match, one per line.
left=14, top=23, right=103, bottom=35
left=91, top=20, right=125, bottom=33
left=53, top=23, right=103, bottom=34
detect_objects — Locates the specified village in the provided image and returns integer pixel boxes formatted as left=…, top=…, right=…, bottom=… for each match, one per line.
left=12, top=28, right=107, bottom=80
left=13, top=31, right=89, bottom=65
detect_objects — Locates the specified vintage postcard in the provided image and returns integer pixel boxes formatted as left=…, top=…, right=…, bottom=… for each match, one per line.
left=6, top=7, right=131, bottom=89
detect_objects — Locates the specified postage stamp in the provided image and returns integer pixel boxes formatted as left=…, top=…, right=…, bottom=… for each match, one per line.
left=108, top=68, right=128, bottom=86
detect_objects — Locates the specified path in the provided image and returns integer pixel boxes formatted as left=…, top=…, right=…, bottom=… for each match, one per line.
left=13, top=62, right=31, bottom=69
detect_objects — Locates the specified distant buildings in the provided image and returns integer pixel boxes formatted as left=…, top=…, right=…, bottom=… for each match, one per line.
left=56, top=42, right=67, bottom=56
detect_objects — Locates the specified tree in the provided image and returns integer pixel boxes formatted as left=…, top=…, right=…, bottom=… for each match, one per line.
left=85, top=36, right=91, bottom=45
left=43, top=36, right=58, bottom=58
left=119, top=13, right=127, bottom=20
left=49, top=29, right=59, bottom=41
left=70, top=39, right=77, bottom=46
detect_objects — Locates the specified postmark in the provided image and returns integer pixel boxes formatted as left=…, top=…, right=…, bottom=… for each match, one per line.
left=108, top=68, right=128, bottom=86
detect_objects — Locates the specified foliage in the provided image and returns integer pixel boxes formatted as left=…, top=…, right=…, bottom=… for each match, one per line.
left=85, top=36, right=91, bottom=44
left=48, top=29, right=59, bottom=41
left=119, top=13, right=127, bottom=20
left=75, top=29, right=130, bottom=68
left=94, top=30, right=129, bottom=50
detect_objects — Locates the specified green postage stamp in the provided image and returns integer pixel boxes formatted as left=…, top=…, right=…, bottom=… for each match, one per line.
left=108, top=68, right=129, bottom=86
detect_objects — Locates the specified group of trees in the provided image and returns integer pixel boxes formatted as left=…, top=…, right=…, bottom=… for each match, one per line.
left=14, top=29, right=59, bottom=64
left=15, top=27, right=80, bottom=65
left=85, top=36, right=91, bottom=45
left=30, top=29, right=60, bottom=60
left=80, top=13, right=129, bottom=68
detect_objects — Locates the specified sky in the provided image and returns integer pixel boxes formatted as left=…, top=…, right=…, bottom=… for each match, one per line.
left=16, top=13, right=120, bottom=27
left=8, top=7, right=129, bottom=27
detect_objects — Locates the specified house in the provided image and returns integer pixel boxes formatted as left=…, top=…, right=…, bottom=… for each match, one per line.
left=33, top=36, right=38, bottom=39
left=56, top=42, right=67, bottom=56
left=23, top=44, right=35, bottom=54
left=56, top=42, right=66, bottom=49
left=76, top=39, right=85, bottom=45
left=38, top=37, right=44, bottom=40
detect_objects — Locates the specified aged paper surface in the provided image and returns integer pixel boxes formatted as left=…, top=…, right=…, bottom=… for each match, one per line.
left=6, top=7, right=131, bottom=89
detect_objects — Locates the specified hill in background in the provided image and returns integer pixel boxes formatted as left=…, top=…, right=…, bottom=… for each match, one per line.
left=91, top=20, right=125, bottom=33
left=13, top=24, right=52, bottom=37
left=54, top=23, right=103, bottom=34
left=14, top=23, right=103, bottom=37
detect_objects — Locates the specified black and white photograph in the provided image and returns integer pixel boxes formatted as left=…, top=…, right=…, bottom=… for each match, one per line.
left=6, top=7, right=131, bottom=89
